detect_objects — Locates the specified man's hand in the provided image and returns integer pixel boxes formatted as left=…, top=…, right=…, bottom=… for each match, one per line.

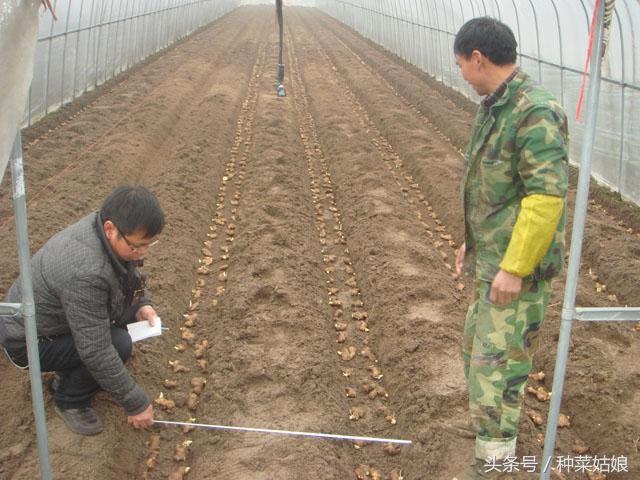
left=136, top=305, right=158, bottom=326
left=128, top=404, right=154, bottom=429
left=455, top=242, right=466, bottom=276
left=490, top=269, right=523, bottom=304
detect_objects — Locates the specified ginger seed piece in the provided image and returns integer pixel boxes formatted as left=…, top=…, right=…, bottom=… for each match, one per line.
left=349, top=406, right=365, bottom=420
left=163, top=379, right=178, bottom=389
left=187, top=393, right=199, bottom=411
left=338, top=346, right=356, bottom=361
left=190, top=377, right=207, bottom=395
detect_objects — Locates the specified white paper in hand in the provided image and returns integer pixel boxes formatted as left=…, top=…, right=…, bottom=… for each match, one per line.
left=127, top=317, right=162, bottom=342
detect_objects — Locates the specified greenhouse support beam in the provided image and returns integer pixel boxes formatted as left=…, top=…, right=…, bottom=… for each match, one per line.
left=0, top=303, right=21, bottom=316
left=575, top=307, right=640, bottom=322
left=4, top=133, right=52, bottom=480
left=540, top=2, right=606, bottom=479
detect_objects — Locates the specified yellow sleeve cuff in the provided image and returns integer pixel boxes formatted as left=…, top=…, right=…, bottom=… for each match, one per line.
left=500, top=194, right=564, bottom=277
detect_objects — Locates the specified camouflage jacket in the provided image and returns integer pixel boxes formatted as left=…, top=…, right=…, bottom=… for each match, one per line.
left=463, top=70, right=569, bottom=282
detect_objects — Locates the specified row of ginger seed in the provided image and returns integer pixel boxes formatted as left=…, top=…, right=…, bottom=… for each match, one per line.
left=325, top=39, right=606, bottom=477
left=301, top=133, right=406, bottom=476
left=289, top=57, right=406, bottom=478
left=141, top=66, right=260, bottom=479
left=328, top=56, right=462, bottom=293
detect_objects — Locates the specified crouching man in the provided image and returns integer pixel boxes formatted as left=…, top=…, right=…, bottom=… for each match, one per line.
left=452, top=17, right=569, bottom=479
left=1, top=185, right=165, bottom=435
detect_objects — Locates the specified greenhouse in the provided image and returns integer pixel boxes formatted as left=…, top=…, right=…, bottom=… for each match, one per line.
left=0, top=1, right=638, bottom=479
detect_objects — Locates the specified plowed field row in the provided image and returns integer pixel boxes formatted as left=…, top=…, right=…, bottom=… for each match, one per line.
left=0, top=6, right=637, bottom=480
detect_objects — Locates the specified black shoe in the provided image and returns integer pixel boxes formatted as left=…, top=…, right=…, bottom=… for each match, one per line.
left=54, top=406, right=103, bottom=435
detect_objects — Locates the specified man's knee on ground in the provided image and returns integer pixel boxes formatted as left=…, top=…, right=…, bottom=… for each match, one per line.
left=111, top=327, right=133, bottom=362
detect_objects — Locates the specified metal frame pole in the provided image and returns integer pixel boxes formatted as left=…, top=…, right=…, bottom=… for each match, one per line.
left=526, top=0, right=543, bottom=82
left=43, top=0, right=58, bottom=115
left=9, top=133, right=52, bottom=480
left=60, top=0, right=73, bottom=107
left=613, top=9, right=626, bottom=198
left=540, top=2, right=606, bottom=478
left=549, top=0, right=565, bottom=106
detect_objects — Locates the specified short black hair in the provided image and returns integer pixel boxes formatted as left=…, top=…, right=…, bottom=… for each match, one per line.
left=100, top=185, right=165, bottom=238
left=454, top=17, right=517, bottom=66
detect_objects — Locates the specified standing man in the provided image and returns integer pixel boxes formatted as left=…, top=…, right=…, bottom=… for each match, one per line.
left=452, top=17, right=569, bottom=479
left=1, top=185, right=165, bottom=435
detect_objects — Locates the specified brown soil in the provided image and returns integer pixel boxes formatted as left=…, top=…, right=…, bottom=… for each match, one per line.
left=0, top=6, right=638, bottom=480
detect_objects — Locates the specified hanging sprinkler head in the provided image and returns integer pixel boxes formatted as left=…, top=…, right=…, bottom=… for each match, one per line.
left=276, top=63, right=286, bottom=97
left=275, top=0, right=285, bottom=97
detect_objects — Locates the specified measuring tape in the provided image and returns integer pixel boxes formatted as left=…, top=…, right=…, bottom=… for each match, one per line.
left=154, top=419, right=412, bottom=445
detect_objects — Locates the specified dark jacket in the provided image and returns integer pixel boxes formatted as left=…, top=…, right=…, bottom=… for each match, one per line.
left=0, top=212, right=151, bottom=414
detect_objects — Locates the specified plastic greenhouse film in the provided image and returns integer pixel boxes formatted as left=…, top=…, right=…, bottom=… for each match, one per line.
left=0, top=0, right=40, bottom=185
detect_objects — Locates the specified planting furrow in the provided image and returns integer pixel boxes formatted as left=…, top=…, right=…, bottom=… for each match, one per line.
left=309, top=10, right=474, bottom=151
left=0, top=10, right=274, bottom=480
left=292, top=10, right=640, bottom=479
left=288, top=17, right=472, bottom=479
left=173, top=34, right=356, bottom=478
left=286, top=25, right=408, bottom=480
left=138, top=37, right=269, bottom=480
left=300, top=10, right=640, bottom=310
left=0, top=9, right=263, bottom=294
left=292, top=9, right=465, bottom=241
left=300, top=19, right=462, bottom=290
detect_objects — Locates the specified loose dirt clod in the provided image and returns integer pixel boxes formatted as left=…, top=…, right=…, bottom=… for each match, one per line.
left=389, top=469, right=404, bottom=480
left=345, top=387, right=357, bottom=398
left=168, top=466, right=190, bottom=480
left=383, top=443, right=400, bottom=456
left=572, top=439, right=589, bottom=454
left=586, top=472, right=607, bottom=480
left=360, top=346, right=377, bottom=362
left=147, top=435, right=161, bottom=453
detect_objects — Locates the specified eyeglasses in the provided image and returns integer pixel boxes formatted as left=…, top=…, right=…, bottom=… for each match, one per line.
left=115, top=226, right=159, bottom=252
